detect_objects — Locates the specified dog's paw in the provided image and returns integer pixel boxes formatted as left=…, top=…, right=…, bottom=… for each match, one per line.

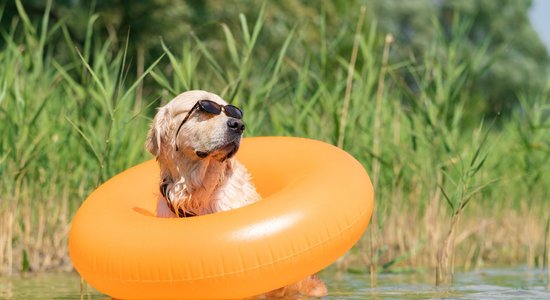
left=300, top=275, right=328, bottom=297
left=262, top=274, right=327, bottom=299
left=298, top=274, right=327, bottom=298
left=305, top=284, right=327, bottom=298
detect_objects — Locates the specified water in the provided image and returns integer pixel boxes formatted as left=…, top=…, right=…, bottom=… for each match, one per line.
left=329, top=267, right=549, bottom=299
left=0, top=267, right=548, bottom=299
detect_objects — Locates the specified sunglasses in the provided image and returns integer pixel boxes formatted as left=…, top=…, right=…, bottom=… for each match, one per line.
left=175, top=100, right=243, bottom=151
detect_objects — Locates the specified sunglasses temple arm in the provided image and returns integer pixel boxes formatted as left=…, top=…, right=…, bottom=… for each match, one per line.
left=174, top=103, right=199, bottom=151
left=174, top=121, right=184, bottom=151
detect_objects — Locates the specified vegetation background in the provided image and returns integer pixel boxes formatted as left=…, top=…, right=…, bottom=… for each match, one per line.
left=0, top=0, right=549, bottom=285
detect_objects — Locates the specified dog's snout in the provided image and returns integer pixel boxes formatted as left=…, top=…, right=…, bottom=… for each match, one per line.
left=227, top=118, right=245, bottom=133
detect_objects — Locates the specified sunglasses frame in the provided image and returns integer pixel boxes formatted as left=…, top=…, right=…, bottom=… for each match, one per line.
left=174, top=100, right=243, bottom=151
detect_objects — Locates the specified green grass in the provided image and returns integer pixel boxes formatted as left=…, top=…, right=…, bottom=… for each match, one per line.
left=0, top=2, right=549, bottom=279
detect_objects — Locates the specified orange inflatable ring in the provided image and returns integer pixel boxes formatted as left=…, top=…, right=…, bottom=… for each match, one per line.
left=69, top=137, right=374, bottom=299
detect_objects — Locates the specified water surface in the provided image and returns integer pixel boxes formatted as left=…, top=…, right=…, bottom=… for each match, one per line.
left=0, top=266, right=548, bottom=299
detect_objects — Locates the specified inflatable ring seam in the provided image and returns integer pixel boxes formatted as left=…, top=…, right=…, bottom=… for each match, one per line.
left=100, top=208, right=368, bottom=283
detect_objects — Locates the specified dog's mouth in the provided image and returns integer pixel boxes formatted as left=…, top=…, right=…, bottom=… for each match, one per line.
left=219, top=142, right=239, bottom=160
left=195, top=140, right=240, bottom=161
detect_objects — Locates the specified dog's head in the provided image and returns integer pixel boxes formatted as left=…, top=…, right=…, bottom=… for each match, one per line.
left=146, top=90, right=245, bottom=163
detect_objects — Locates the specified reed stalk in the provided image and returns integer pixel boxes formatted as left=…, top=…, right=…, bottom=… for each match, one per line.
left=368, top=33, right=394, bottom=286
left=545, top=216, right=549, bottom=290
left=337, top=5, right=366, bottom=149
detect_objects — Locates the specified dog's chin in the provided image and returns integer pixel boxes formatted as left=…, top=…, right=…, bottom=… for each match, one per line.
left=218, top=141, right=240, bottom=161
left=210, top=141, right=240, bottom=162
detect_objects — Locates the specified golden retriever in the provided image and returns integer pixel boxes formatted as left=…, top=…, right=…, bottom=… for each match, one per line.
left=146, top=90, right=327, bottom=298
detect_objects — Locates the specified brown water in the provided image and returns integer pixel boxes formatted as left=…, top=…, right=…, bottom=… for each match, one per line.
left=0, top=266, right=548, bottom=299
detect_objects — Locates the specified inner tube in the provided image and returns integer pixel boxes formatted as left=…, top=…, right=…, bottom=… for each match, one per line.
left=69, top=137, right=374, bottom=299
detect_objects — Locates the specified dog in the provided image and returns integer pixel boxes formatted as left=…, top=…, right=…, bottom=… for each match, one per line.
left=146, top=90, right=327, bottom=298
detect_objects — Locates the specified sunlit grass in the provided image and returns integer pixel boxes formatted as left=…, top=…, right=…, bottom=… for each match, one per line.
left=0, top=2, right=549, bottom=281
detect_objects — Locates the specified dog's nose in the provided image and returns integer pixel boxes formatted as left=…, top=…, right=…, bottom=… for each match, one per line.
left=227, top=118, right=245, bottom=133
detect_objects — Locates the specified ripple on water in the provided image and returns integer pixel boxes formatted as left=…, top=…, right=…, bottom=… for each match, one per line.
left=0, top=267, right=548, bottom=299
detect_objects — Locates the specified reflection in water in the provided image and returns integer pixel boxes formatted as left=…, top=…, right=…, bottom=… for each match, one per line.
left=0, top=280, right=12, bottom=299
left=328, top=266, right=550, bottom=300
left=0, top=267, right=548, bottom=299
left=0, top=273, right=104, bottom=300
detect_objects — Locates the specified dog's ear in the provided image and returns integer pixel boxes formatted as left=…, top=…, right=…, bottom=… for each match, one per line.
left=146, top=107, right=170, bottom=158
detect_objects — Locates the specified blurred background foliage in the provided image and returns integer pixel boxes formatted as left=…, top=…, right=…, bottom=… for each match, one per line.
left=2, top=0, right=548, bottom=118
left=1, top=0, right=549, bottom=275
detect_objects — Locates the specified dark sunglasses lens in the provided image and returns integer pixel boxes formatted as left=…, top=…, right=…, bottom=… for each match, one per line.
left=224, top=105, right=243, bottom=119
left=198, top=100, right=222, bottom=114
